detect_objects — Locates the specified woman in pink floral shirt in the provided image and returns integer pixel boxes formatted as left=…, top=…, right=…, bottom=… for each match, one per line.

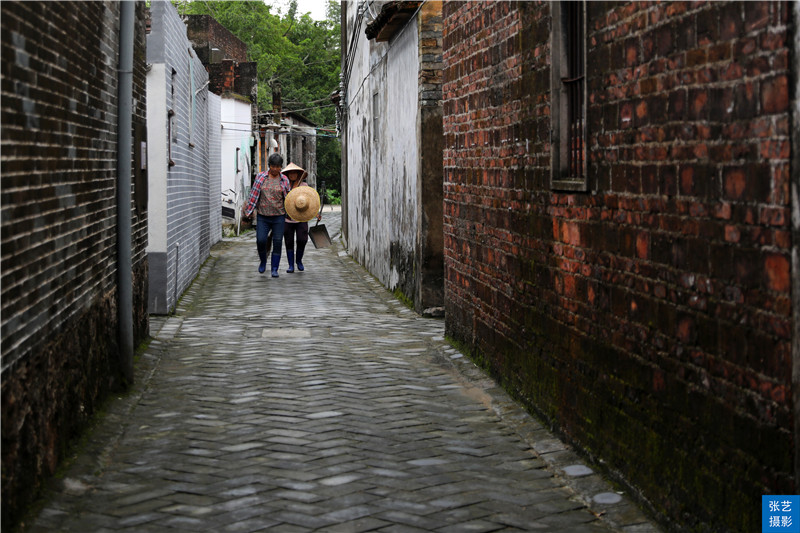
left=242, top=153, right=291, bottom=277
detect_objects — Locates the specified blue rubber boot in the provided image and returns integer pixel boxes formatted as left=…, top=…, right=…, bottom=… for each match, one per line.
left=286, top=250, right=295, bottom=273
left=258, top=250, right=267, bottom=273
left=271, top=253, right=280, bottom=278
left=296, top=244, right=305, bottom=271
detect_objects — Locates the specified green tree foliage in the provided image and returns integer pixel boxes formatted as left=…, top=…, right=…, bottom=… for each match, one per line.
left=317, top=135, right=341, bottom=201
left=176, top=0, right=341, bottom=191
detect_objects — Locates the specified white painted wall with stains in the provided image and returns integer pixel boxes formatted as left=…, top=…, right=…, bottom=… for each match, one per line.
left=342, top=1, right=421, bottom=300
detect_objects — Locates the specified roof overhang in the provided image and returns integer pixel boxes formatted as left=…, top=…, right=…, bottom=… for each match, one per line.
left=365, top=1, right=422, bottom=42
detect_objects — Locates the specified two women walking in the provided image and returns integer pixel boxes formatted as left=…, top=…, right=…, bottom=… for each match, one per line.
left=241, top=153, right=321, bottom=277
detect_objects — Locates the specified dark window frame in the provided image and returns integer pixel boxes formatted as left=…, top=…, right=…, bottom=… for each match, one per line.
left=373, top=92, right=380, bottom=145
left=550, top=0, right=588, bottom=191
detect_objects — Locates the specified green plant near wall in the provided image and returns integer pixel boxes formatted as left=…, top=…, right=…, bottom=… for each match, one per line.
left=392, top=288, right=414, bottom=311
left=322, top=188, right=341, bottom=206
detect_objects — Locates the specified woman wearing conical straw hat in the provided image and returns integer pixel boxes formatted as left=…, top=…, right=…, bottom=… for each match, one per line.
left=282, top=162, right=321, bottom=273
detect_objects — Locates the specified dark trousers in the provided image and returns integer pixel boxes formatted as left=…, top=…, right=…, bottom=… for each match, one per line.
left=283, top=221, right=309, bottom=251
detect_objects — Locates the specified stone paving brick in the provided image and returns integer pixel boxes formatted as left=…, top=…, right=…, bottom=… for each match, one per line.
left=20, top=209, right=662, bottom=532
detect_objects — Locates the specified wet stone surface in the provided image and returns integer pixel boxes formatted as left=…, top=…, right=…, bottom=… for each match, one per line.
left=22, top=208, right=662, bottom=532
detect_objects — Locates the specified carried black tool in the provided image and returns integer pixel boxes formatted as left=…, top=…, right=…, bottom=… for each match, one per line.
left=309, top=180, right=332, bottom=248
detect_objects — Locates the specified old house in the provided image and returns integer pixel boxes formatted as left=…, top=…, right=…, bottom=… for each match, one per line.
left=185, top=14, right=259, bottom=230
left=441, top=1, right=798, bottom=531
left=146, top=1, right=221, bottom=314
left=280, top=111, right=319, bottom=186
left=1, top=1, right=149, bottom=527
left=340, top=0, right=444, bottom=313
left=258, top=91, right=319, bottom=187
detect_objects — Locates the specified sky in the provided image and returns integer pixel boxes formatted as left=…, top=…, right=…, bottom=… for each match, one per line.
left=272, top=0, right=329, bottom=21
left=296, top=0, right=328, bottom=21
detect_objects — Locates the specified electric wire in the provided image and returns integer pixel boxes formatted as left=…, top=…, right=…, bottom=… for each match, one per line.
left=341, top=1, right=424, bottom=111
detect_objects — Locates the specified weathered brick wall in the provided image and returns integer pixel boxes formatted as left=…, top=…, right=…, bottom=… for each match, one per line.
left=442, top=1, right=794, bottom=530
left=208, top=60, right=258, bottom=103
left=417, top=1, right=445, bottom=311
left=184, top=14, right=248, bottom=64
left=131, top=1, right=150, bottom=342
left=0, top=1, right=149, bottom=527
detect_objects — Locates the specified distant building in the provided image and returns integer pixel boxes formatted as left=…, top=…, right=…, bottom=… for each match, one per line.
left=185, top=14, right=258, bottom=229
left=257, top=87, right=319, bottom=188
left=281, top=111, right=318, bottom=188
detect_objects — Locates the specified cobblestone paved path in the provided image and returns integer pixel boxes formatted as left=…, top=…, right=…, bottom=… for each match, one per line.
left=24, top=209, right=661, bottom=532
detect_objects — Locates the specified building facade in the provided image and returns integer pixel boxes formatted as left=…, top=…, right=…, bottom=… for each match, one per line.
left=219, top=92, right=254, bottom=223
left=258, top=107, right=319, bottom=189
left=185, top=15, right=259, bottom=228
left=280, top=112, right=319, bottom=187
left=146, top=0, right=220, bottom=314
left=340, top=0, right=444, bottom=313
left=0, top=1, right=149, bottom=527
left=442, top=1, right=797, bottom=531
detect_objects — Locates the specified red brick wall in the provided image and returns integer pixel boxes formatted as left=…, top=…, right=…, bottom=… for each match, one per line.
left=208, top=59, right=258, bottom=102
left=442, top=1, right=794, bottom=530
left=185, top=14, right=248, bottom=64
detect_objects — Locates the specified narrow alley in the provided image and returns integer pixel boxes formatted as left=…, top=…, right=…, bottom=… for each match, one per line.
left=22, top=208, right=659, bottom=533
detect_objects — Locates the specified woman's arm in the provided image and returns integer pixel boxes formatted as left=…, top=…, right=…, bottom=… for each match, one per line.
left=242, top=173, right=266, bottom=218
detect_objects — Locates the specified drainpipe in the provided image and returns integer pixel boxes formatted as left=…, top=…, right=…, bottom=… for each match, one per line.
left=791, top=0, right=800, bottom=492
left=117, top=0, right=134, bottom=384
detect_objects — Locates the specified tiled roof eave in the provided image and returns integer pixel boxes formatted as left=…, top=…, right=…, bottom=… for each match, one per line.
left=364, top=1, right=422, bottom=42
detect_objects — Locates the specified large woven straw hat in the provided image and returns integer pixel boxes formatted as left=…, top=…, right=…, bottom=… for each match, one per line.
left=282, top=162, right=308, bottom=182
left=284, top=186, right=320, bottom=222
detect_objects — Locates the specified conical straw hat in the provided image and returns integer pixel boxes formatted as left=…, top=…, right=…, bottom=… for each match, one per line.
left=284, top=186, right=320, bottom=222
left=282, top=163, right=308, bottom=182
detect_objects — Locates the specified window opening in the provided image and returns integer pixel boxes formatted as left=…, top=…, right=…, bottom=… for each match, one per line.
left=169, top=68, right=176, bottom=167
left=188, top=51, right=195, bottom=148
left=373, top=92, right=380, bottom=145
left=551, top=1, right=587, bottom=191
left=564, top=1, right=584, bottom=180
